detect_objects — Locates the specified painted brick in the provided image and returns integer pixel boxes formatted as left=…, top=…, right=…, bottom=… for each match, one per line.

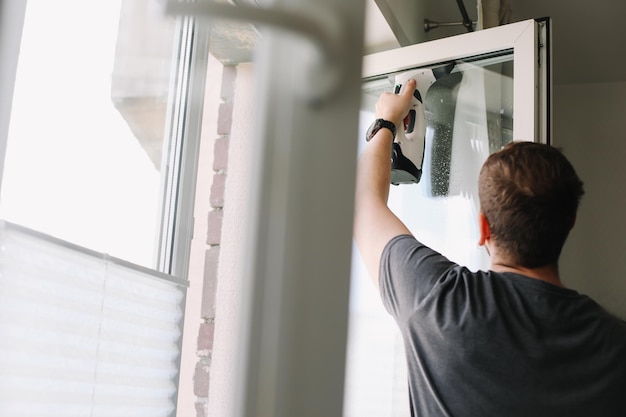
left=220, top=65, right=237, bottom=100
left=217, top=101, right=233, bottom=135
left=206, top=209, right=223, bottom=245
left=197, top=321, right=215, bottom=356
left=195, top=400, right=208, bottom=417
left=193, top=360, right=211, bottom=397
left=192, top=60, right=237, bottom=415
left=210, top=173, right=226, bottom=208
left=213, top=136, right=230, bottom=172
left=201, top=246, right=220, bottom=319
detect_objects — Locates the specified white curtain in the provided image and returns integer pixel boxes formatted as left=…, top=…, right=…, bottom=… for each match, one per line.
left=0, top=221, right=186, bottom=417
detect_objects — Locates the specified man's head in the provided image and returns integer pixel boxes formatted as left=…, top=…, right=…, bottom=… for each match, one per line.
left=478, top=141, right=584, bottom=268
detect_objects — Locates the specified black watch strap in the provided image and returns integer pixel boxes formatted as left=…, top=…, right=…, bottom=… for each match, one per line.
left=366, top=118, right=396, bottom=142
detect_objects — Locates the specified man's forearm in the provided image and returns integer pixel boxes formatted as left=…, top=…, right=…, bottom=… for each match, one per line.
left=354, top=127, right=412, bottom=287
left=353, top=80, right=416, bottom=286
left=355, top=129, right=394, bottom=209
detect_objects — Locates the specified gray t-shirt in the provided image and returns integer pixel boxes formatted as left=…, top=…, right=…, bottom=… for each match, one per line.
left=380, top=234, right=626, bottom=417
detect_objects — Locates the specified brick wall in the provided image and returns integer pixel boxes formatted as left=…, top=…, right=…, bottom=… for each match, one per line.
left=193, top=65, right=237, bottom=417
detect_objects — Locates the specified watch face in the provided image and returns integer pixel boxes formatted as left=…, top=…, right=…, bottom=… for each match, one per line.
left=366, top=119, right=395, bottom=142
left=366, top=120, right=378, bottom=142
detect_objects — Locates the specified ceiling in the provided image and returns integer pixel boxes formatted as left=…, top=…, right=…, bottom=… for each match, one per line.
left=363, top=0, right=626, bottom=85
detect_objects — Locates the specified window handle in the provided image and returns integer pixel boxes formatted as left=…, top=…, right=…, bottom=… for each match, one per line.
left=164, top=0, right=347, bottom=105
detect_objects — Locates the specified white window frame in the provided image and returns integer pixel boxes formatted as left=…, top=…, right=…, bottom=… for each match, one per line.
left=0, top=0, right=28, bottom=186
left=362, top=18, right=551, bottom=144
left=158, top=15, right=211, bottom=278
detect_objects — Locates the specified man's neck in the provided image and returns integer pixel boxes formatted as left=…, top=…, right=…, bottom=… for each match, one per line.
left=490, top=248, right=565, bottom=288
left=490, top=258, right=564, bottom=288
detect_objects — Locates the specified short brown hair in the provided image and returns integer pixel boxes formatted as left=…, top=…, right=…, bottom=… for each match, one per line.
left=478, top=142, right=584, bottom=268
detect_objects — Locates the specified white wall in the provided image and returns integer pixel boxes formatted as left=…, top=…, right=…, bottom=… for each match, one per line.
left=206, top=62, right=255, bottom=417
left=554, top=81, right=626, bottom=319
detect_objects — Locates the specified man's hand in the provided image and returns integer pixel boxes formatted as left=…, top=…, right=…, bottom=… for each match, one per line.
left=376, top=78, right=417, bottom=130
left=353, top=79, right=416, bottom=289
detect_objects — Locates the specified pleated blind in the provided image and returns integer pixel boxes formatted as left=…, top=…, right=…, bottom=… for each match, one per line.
left=0, top=221, right=187, bottom=417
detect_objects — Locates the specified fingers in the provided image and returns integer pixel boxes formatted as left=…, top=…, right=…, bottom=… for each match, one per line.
left=399, top=78, right=416, bottom=99
left=398, top=78, right=416, bottom=114
left=374, top=78, right=416, bottom=126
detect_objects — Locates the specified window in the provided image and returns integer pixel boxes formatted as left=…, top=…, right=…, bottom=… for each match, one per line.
left=347, top=52, right=515, bottom=416
left=0, top=0, right=201, bottom=273
left=345, top=19, right=549, bottom=417
left=0, top=1, right=209, bottom=415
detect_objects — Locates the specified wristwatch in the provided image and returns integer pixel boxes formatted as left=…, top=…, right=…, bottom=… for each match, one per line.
left=366, top=118, right=396, bottom=142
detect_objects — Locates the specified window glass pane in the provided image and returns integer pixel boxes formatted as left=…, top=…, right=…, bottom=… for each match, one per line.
left=360, top=51, right=513, bottom=266
left=345, top=51, right=514, bottom=417
left=0, top=0, right=179, bottom=269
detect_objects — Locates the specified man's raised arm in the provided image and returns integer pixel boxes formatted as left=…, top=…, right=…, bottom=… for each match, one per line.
left=353, top=79, right=416, bottom=289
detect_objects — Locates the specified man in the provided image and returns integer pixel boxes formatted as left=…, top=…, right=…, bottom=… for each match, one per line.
left=354, top=79, right=626, bottom=416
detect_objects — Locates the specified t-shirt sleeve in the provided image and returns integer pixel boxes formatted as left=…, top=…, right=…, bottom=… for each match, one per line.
left=379, top=234, right=457, bottom=322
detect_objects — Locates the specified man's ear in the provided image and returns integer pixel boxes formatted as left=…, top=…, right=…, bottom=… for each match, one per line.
left=478, top=212, right=491, bottom=246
